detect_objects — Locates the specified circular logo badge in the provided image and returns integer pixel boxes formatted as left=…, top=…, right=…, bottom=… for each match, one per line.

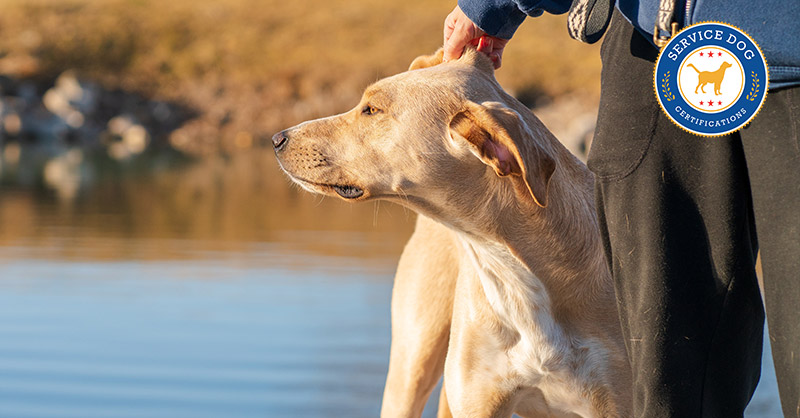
left=654, top=22, right=768, bottom=136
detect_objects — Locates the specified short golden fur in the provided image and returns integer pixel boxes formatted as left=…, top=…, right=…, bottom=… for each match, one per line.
left=273, top=47, right=632, bottom=418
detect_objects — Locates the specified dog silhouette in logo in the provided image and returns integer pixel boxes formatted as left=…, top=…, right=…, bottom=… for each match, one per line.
left=687, top=62, right=733, bottom=95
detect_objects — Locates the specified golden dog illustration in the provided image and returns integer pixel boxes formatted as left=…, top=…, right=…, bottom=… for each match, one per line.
left=688, top=61, right=733, bottom=95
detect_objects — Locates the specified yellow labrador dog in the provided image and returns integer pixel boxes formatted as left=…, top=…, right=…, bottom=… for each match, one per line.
left=272, top=47, right=632, bottom=418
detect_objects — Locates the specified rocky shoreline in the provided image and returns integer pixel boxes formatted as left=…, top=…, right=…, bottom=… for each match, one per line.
left=0, top=69, right=598, bottom=201
left=0, top=72, right=194, bottom=199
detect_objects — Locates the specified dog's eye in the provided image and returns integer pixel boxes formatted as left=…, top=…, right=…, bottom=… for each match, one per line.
left=362, top=105, right=381, bottom=115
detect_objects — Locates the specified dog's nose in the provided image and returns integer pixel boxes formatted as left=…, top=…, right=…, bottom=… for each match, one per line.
left=272, top=131, right=289, bottom=150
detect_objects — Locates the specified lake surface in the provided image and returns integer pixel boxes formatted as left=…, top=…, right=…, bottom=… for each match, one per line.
left=0, top=153, right=782, bottom=417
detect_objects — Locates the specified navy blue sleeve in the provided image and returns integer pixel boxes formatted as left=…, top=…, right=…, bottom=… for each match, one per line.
left=458, top=0, right=572, bottom=39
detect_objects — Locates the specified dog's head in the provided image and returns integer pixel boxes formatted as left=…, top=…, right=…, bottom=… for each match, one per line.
left=273, top=47, right=557, bottom=226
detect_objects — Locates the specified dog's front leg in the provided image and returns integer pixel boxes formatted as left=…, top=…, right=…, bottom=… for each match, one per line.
left=443, top=329, right=519, bottom=418
left=436, top=385, right=453, bottom=418
left=380, top=216, right=458, bottom=418
left=443, top=272, right=520, bottom=418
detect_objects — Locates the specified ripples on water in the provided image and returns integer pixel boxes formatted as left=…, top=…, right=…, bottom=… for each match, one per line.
left=0, top=252, right=398, bottom=418
left=0, top=154, right=781, bottom=417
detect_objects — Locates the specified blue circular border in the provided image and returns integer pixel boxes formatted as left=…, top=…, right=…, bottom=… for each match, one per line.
left=655, top=22, right=768, bottom=136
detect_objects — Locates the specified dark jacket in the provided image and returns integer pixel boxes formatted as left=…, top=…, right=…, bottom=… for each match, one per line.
left=457, top=0, right=800, bottom=88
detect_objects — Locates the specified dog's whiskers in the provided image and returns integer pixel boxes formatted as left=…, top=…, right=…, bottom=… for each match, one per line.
left=395, top=186, right=412, bottom=216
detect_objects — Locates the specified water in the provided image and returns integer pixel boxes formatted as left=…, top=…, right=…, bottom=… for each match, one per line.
left=0, top=254, right=394, bottom=418
left=0, top=154, right=783, bottom=417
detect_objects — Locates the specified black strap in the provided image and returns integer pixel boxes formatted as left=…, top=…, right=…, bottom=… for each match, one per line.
left=568, top=0, right=678, bottom=45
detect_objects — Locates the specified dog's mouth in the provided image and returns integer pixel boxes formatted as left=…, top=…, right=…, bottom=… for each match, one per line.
left=286, top=174, right=366, bottom=200
left=332, top=185, right=364, bottom=199
left=275, top=163, right=366, bottom=200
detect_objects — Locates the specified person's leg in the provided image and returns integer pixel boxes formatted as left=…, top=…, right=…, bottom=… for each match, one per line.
left=589, top=11, right=764, bottom=417
left=739, top=87, right=800, bottom=417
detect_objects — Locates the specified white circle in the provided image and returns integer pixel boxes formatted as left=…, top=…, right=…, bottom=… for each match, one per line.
left=677, top=47, right=744, bottom=114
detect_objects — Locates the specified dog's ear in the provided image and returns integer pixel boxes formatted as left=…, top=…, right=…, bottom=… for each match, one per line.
left=458, top=46, right=495, bottom=74
left=408, top=49, right=444, bottom=71
left=448, top=101, right=556, bottom=208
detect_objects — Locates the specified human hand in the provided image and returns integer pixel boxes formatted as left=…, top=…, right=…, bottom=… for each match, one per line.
left=443, top=5, right=509, bottom=69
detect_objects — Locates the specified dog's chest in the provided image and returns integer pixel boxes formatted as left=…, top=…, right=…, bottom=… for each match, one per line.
left=458, top=238, right=569, bottom=371
left=457, top=237, right=598, bottom=416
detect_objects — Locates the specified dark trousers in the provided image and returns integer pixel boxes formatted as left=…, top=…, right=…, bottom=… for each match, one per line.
left=589, top=11, right=800, bottom=417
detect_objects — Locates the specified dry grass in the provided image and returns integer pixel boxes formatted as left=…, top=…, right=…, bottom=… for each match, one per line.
left=0, top=0, right=601, bottom=154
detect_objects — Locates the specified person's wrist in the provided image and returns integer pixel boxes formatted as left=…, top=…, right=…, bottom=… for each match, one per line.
left=457, top=0, right=525, bottom=40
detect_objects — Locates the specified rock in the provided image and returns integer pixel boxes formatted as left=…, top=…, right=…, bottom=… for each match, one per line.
left=63, top=110, right=84, bottom=128
left=105, top=115, right=150, bottom=159
left=42, top=89, right=69, bottom=116
left=0, top=70, right=191, bottom=158
left=43, top=72, right=97, bottom=130
left=107, top=114, right=136, bottom=136
left=122, top=124, right=149, bottom=155
left=53, top=70, right=97, bottom=114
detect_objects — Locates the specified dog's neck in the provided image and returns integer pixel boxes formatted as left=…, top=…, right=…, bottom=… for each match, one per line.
left=456, top=231, right=564, bottom=344
left=454, top=149, right=614, bottom=328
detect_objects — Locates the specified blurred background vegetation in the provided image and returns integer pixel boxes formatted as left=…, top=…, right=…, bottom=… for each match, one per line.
left=0, top=0, right=600, bottom=155
left=0, top=0, right=602, bottom=251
